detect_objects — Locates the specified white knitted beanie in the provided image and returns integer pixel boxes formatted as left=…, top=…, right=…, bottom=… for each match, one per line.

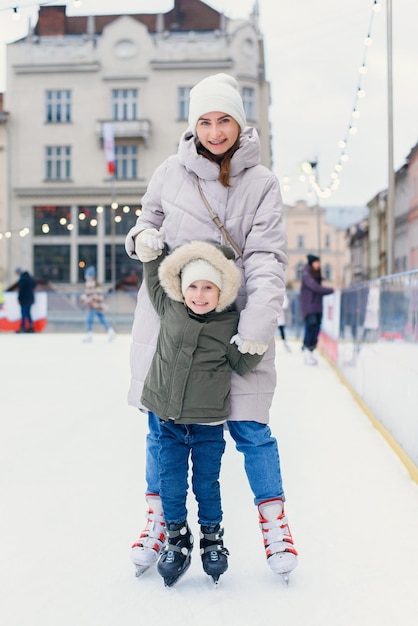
left=188, top=73, right=247, bottom=132
left=181, top=259, right=222, bottom=295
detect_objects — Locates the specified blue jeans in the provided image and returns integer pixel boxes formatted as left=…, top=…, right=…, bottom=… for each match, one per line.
left=86, top=310, right=110, bottom=332
left=20, top=304, right=33, bottom=330
left=303, top=312, right=322, bottom=351
left=145, top=411, right=285, bottom=507
left=158, top=418, right=225, bottom=526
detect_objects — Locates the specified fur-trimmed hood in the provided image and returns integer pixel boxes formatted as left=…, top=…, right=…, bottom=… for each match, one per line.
left=158, top=241, right=242, bottom=312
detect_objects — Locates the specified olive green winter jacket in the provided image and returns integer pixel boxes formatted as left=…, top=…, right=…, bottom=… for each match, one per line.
left=140, top=251, right=263, bottom=424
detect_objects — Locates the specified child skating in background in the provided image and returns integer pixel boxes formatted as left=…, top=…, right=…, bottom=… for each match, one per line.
left=132, top=237, right=264, bottom=586
left=80, top=266, right=116, bottom=342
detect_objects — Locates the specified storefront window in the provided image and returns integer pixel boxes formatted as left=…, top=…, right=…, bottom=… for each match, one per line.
left=105, top=205, right=139, bottom=236
left=78, top=206, right=100, bottom=236
left=34, top=245, right=70, bottom=282
left=78, top=244, right=97, bottom=282
left=105, top=243, right=140, bottom=284
left=34, top=206, right=71, bottom=236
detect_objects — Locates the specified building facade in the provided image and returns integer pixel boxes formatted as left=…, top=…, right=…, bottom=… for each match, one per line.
left=394, top=163, right=409, bottom=273
left=285, top=200, right=347, bottom=290
left=407, top=143, right=418, bottom=269
left=4, top=0, right=270, bottom=286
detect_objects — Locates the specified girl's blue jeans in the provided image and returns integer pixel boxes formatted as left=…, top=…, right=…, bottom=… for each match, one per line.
left=86, top=310, right=110, bottom=332
left=158, top=419, right=225, bottom=526
left=146, top=411, right=285, bottom=507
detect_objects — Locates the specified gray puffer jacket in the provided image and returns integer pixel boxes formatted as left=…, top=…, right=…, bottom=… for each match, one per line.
left=125, top=126, right=288, bottom=423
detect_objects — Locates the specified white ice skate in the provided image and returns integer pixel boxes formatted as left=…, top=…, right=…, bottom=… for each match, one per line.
left=258, top=498, right=298, bottom=584
left=304, top=350, right=318, bottom=366
left=131, top=494, right=166, bottom=577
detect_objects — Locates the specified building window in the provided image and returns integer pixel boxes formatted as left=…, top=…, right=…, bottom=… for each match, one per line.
left=34, top=244, right=70, bottom=282
left=45, top=146, right=71, bottom=180
left=178, top=87, right=191, bottom=120
left=296, top=262, right=304, bottom=281
left=115, top=144, right=138, bottom=180
left=78, top=206, right=100, bottom=236
left=46, top=90, right=71, bottom=123
left=242, top=87, right=255, bottom=121
left=105, top=243, right=139, bottom=283
left=325, top=233, right=331, bottom=249
left=324, top=263, right=332, bottom=281
left=105, top=204, right=138, bottom=236
left=297, top=235, right=305, bottom=249
left=34, top=206, right=71, bottom=236
left=112, top=89, right=138, bottom=121
left=78, top=244, right=97, bottom=283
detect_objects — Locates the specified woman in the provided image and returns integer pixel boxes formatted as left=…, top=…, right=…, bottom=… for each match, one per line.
left=300, top=254, right=334, bottom=365
left=125, top=73, right=298, bottom=581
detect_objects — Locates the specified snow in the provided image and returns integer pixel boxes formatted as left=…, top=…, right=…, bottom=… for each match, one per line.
left=1, top=332, right=418, bottom=626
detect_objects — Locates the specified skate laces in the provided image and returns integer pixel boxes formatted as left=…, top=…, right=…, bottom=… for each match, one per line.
left=259, top=503, right=298, bottom=557
left=131, top=507, right=166, bottom=552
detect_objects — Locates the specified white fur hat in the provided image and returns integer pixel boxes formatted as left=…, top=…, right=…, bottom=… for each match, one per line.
left=188, top=73, right=247, bottom=132
left=181, top=259, right=222, bottom=295
left=159, top=241, right=242, bottom=312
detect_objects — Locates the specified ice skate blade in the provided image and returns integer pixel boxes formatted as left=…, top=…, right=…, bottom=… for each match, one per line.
left=280, top=573, right=290, bottom=585
left=134, top=564, right=153, bottom=578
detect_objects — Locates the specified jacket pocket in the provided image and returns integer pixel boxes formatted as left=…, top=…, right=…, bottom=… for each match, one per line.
left=185, top=370, right=230, bottom=413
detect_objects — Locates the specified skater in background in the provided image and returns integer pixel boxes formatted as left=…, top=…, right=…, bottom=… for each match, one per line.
left=300, top=254, right=334, bottom=365
left=80, top=266, right=116, bottom=342
left=15, top=267, right=36, bottom=333
left=135, top=238, right=263, bottom=586
left=125, top=72, right=298, bottom=583
left=277, top=291, right=291, bottom=352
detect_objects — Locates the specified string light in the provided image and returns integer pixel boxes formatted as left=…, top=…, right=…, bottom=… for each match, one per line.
left=283, top=0, right=382, bottom=201
left=0, top=204, right=140, bottom=240
left=0, top=227, right=30, bottom=240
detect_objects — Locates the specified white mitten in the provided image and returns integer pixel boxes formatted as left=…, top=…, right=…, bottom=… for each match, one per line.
left=230, top=334, right=268, bottom=356
left=134, top=228, right=164, bottom=262
left=145, top=227, right=165, bottom=251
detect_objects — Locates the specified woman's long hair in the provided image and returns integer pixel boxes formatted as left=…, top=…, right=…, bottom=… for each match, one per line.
left=196, top=136, right=241, bottom=187
left=310, top=265, right=322, bottom=284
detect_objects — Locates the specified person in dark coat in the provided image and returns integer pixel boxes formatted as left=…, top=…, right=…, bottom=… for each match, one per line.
left=300, top=254, right=334, bottom=365
left=15, top=268, right=36, bottom=333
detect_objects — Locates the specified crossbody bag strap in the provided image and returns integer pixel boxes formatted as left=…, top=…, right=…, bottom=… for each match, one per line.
left=197, top=177, right=243, bottom=259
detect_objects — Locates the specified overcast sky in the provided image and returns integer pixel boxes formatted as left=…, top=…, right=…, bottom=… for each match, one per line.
left=1, top=0, right=418, bottom=208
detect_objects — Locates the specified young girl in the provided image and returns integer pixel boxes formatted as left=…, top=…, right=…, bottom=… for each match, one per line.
left=139, top=239, right=263, bottom=586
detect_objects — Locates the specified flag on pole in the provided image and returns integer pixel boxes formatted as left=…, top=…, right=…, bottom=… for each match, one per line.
left=103, top=122, right=115, bottom=175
